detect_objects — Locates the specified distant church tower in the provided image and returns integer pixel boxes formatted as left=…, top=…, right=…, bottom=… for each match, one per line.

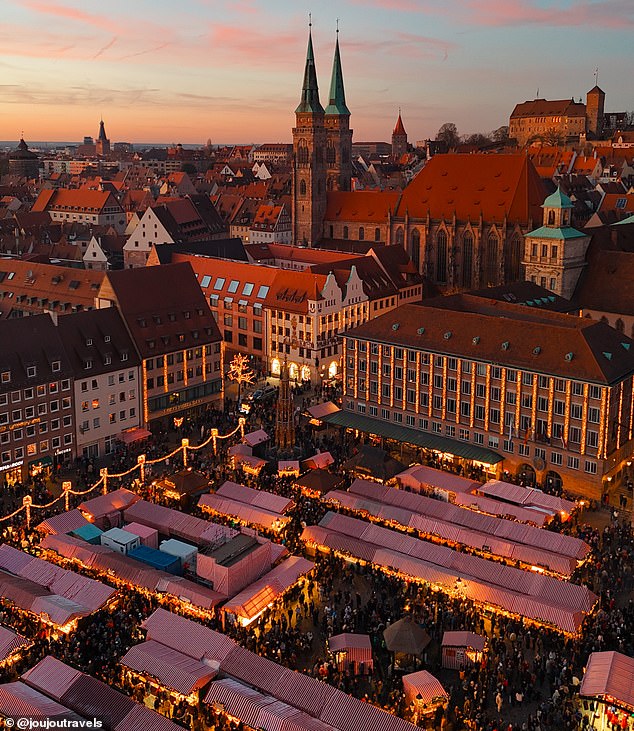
left=392, top=110, right=408, bottom=158
left=324, top=29, right=352, bottom=193
left=292, top=25, right=327, bottom=246
left=586, top=85, right=605, bottom=138
left=96, top=119, right=110, bottom=156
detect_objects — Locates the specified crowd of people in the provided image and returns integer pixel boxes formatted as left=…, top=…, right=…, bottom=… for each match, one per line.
left=0, top=392, right=632, bottom=730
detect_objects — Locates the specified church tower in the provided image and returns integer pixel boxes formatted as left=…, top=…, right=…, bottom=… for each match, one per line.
left=96, top=119, right=110, bottom=156
left=392, top=110, right=408, bottom=158
left=292, top=24, right=327, bottom=246
left=324, top=29, right=352, bottom=193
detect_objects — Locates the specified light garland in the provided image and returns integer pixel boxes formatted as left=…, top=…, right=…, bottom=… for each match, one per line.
left=580, top=384, right=589, bottom=456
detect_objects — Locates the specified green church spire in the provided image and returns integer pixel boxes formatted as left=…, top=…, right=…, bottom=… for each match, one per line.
left=325, top=28, right=350, bottom=116
left=295, top=23, right=324, bottom=114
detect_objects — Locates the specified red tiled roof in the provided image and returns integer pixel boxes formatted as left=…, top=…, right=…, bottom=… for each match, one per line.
left=395, top=154, right=545, bottom=224
left=325, top=190, right=400, bottom=223
left=510, top=99, right=586, bottom=119
left=32, top=188, right=118, bottom=213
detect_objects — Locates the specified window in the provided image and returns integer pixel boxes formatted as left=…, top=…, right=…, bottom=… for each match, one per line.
left=381, top=408, right=390, bottom=420
left=200, top=275, right=212, bottom=288
left=473, top=432, right=484, bottom=445
left=518, top=444, right=530, bottom=457
left=213, top=278, right=226, bottom=291
left=571, top=404, right=582, bottom=420
left=26, top=365, right=37, bottom=378
left=588, top=407, right=600, bottom=424
left=435, top=230, right=447, bottom=282
left=551, top=452, right=562, bottom=466
left=228, top=280, right=239, bottom=294
left=586, top=431, right=599, bottom=448
left=567, top=456, right=579, bottom=470
left=256, top=285, right=269, bottom=299
left=584, top=461, right=597, bottom=474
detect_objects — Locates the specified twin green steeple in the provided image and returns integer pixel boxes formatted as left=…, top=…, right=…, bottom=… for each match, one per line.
left=295, top=24, right=349, bottom=116
left=325, top=32, right=350, bottom=116
left=295, top=27, right=324, bottom=114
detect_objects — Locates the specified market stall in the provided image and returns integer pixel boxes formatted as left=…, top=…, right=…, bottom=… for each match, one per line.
left=441, top=631, right=487, bottom=670
left=580, top=651, right=634, bottom=730
left=402, top=670, right=448, bottom=721
left=328, top=633, right=373, bottom=675
left=79, top=488, right=140, bottom=529
left=0, top=625, right=32, bottom=668
left=294, top=470, right=345, bottom=498
left=343, top=445, right=406, bottom=483
left=383, top=617, right=431, bottom=669
left=153, top=469, right=210, bottom=506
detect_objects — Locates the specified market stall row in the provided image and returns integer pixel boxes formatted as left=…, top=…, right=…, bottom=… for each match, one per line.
left=199, top=480, right=293, bottom=532
left=0, top=544, right=116, bottom=629
left=133, top=608, right=419, bottom=731
left=301, top=512, right=597, bottom=635
left=324, top=479, right=588, bottom=576
left=0, top=655, right=181, bottom=731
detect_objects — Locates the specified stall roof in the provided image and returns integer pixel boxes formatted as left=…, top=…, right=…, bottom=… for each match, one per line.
left=294, top=470, right=345, bottom=495
left=223, top=556, right=314, bottom=620
left=0, top=625, right=31, bottom=663
left=37, top=509, right=89, bottom=535
left=216, top=481, right=294, bottom=514
left=402, top=670, right=449, bottom=705
left=441, top=631, right=486, bottom=651
left=396, top=465, right=479, bottom=494
left=580, top=651, right=634, bottom=709
left=243, top=429, right=269, bottom=447
left=307, top=401, right=340, bottom=419
left=79, top=488, right=140, bottom=519
left=480, top=480, right=577, bottom=515
left=303, top=452, right=335, bottom=470
left=22, top=655, right=82, bottom=701
left=199, top=494, right=289, bottom=531
left=121, top=639, right=217, bottom=696
left=328, top=633, right=372, bottom=653
left=0, top=681, right=82, bottom=721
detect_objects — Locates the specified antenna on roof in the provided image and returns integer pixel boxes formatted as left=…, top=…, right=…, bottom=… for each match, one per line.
left=594, top=66, right=599, bottom=85
left=309, top=11, right=312, bottom=27
left=336, top=17, right=339, bottom=33
left=536, top=88, right=539, bottom=98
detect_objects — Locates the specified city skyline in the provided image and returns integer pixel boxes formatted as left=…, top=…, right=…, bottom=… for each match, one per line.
left=1, top=0, right=633, bottom=145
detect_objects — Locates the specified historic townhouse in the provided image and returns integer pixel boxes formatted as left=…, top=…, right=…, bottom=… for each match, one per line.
left=96, top=263, right=223, bottom=429
left=0, top=314, right=75, bottom=486
left=340, top=295, right=634, bottom=500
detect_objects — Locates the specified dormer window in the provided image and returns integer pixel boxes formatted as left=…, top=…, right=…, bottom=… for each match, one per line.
left=1, top=371, right=11, bottom=384
left=184, top=311, right=191, bottom=319
left=84, top=359, right=93, bottom=369
left=121, top=352, right=128, bottom=361
left=86, top=338, right=93, bottom=347
left=104, top=335, right=111, bottom=343
left=104, top=355, right=112, bottom=365
left=168, top=313, right=176, bottom=322
left=51, top=361, right=61, bottom=373
left=138, top=318, right=147, bottom=327
left=26, top=366, right=37, bottom=378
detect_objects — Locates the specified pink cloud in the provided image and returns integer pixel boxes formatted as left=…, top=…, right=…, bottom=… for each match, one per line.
left=23, top=1, right=121, bottom=34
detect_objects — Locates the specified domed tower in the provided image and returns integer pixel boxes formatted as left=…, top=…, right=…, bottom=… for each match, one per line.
left=522, top=188, right=590, bottom=299
left=324, top=28, right=352, bottom=193
left=96, top=119, right=110, bottom=156
left=292, top=23, right=327, bottom=246
left=392, top=110, right=408, bottom=158
left=8, top=138, right=40, bottom=179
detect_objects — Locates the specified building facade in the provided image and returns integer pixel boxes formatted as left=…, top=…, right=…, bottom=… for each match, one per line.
left=341, top=296, right=634, bottom=500
left=96, top=263, right=224, bottom=429
left=0, top=314, right=75, bottom=486
left=58, top=308, right=141, bottom=459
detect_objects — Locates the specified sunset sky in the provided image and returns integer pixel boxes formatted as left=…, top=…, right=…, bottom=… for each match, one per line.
left=1, top=0, right=632, bottom=145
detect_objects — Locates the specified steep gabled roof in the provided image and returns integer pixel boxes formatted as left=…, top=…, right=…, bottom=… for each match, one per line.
left=325, top=190, right=400, bottom=223
left=395, top=154, right=546, bottom=224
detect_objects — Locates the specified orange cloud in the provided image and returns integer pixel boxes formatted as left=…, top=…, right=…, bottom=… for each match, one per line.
left=23, top=1, right=121, bottom=34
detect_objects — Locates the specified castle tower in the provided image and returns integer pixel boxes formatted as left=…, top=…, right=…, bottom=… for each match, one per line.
left=324, top=29, right=352, bottom=193
left=292, top=25, right=327, bottom=246
left=586, top=85, right=605, bottom=138
left=522, top=188, right=590, bottom=299
left=275, top=356, right=296, bottom=452
left=96, top=119, right=110, bottom=156
left=392, top=110, right=408, bottom=158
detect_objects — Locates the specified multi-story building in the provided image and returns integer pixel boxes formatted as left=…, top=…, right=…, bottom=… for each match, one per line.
left=251, top=144, right=292, bottom=165
left=58, top=308, right=141, bottom=459
left=0, top=314, right=75, bottom=486
left=249, top=204, right=292, bottom=244
left=96, top=263, right=223, bottom=429
left=31, top=189, right=126, bottom=234
left=340, top=295, right=634, bottom=500
left=509, top=97, right=586, bottom=146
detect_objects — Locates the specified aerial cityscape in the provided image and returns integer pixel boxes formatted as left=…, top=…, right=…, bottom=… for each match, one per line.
left=0, top=2, right=633, bottom=730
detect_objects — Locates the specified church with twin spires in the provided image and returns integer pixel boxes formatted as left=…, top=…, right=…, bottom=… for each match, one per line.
left=292, top=26, right=352, bottom=246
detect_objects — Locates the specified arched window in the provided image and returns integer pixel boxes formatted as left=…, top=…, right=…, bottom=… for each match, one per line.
left=409, top=229, right=420, bottom=270
left=485, top=231, right=499, bottom=285
left=436, top=230, right=447, bottom=283
left=326, top=143, right=336, bottom=165
left=547, top=210, right=555, bottom=226
left=375, top=227, right=381, bottom=242
left=299, top=179, right=306, bottom=197
left=462, top=231, right=473, bottom=288
left=343, top=226, right=349, bottom=239
left=616, top=318, right=625, bottom=333
left=327, top=176, right=335, bottom=192
left=297, top=141, right=308, bottom=165
left=359, top=226, right=365, bottom=241
left=395, top=228, right=404, bottom=248
left=504, top=233, right=522, bottom=282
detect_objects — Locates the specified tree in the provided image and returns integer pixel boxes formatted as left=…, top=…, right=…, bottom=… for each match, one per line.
left=227, top=353, right=256, bottom=403
left=491, top=126, right=510, bottom=144
left=180, top=162, right=197, bottom=175
left=463, top=132, right=491, bottom=147
left=435, top=122, right=460, bottom=149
